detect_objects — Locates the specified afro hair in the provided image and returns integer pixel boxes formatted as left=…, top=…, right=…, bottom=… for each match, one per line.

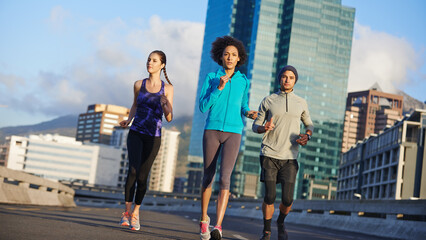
left=210, top=36, right=247, bottom=67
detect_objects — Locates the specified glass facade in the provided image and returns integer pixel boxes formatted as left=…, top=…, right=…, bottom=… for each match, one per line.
left=285, top=0, right=355, bottom=199
left=187, top=0, right=355, bottom=199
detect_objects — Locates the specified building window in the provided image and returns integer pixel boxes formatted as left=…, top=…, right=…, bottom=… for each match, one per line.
left=103, top=129, right=113, bottom=134
left=105, top=113, right=119, bottom=119
left=103, top=124, right=114, bottom=129
left=104, top=118, right=118, bottom=124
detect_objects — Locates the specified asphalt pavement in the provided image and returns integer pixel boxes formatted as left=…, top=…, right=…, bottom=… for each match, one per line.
left=0, top=204, right=391, bottom=240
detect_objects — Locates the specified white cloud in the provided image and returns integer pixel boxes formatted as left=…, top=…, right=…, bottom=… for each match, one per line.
left=0, top=73, right=25, bottom=91
left=347, top=22, right=421, bottom=93
left=48, top=6, right=71, bottom=31
left=2, top=15, right=204, bottom=119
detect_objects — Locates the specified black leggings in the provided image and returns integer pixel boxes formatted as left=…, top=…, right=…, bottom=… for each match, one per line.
left=124, top=130, right=161, bottom=205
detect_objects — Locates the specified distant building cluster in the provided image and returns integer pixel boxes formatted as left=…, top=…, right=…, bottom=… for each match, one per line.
left=2, top=104, right=181, bottom=193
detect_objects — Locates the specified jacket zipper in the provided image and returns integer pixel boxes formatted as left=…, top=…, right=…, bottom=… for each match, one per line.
left=222, top=78, right=231, bottom=131
left=286, top=92, right=288, bottom=112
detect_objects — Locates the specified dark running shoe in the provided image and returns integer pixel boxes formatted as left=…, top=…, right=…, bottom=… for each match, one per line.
left=277, top=222, right=288, bottom=240
left=210, top=225, right=222, bottom=240
left=259, top=231, right=271, bottom=240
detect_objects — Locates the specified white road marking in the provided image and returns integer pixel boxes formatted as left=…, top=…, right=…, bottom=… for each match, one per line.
left=233, top=234, right=249, bottom=240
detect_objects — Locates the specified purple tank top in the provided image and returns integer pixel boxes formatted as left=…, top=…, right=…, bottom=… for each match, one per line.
left=130, top=79, right=164, bottom=136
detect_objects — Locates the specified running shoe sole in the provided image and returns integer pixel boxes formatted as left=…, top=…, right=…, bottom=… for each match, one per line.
left=210, top=229, right=222, bottom=240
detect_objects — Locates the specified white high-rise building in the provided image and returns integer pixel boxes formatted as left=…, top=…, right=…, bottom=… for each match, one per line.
left=110, top=127, right=129, bottom=187
left=149, top=129, right=180, bottom=192
left=6, top=134, right=122, bottom=186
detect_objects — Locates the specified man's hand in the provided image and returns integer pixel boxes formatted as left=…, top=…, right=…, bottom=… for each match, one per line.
left=296, top=134, right=309, bottom=146
left=264, top=117, right=275, bottom=131
left=246, top=110, right=258, bottom=120
left=256, top=117, right=275, bottom=133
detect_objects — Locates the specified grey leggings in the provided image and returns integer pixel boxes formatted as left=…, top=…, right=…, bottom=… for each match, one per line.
left=202, top=130, right=241, bottom=190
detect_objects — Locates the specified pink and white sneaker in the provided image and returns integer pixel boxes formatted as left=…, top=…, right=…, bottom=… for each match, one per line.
left=199, top=216, right=210, bottom=240
left=119, top=212, right=130, bottom=226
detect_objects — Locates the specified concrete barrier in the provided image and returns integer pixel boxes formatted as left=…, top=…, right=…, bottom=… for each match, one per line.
left=0, top=166, right=75, bottom=207
left=287, top=200, right=426, bottom=240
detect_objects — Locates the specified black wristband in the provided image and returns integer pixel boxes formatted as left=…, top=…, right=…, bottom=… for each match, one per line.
left=306, top=134, right=311, bottom=140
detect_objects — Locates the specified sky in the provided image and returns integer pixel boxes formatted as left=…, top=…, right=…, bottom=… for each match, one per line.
left=0, top=0, right=425, bottom=128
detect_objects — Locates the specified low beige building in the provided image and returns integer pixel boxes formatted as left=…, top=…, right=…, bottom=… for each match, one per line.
left=338, top=109, right=426, bottom=200
left=76, top=104, right=130, bottom=145
left=342, top=86, right=403, bottom=153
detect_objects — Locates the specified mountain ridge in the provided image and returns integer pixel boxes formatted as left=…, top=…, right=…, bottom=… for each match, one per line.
left=397, top=90, right=426, bottom=115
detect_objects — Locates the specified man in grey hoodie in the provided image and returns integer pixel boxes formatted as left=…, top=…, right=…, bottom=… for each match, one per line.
left=252, top=65, right=314, bottom=240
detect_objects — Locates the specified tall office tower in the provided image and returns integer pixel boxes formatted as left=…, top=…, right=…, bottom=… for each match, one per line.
left=112, top=127, right=180, bottom=192
left=342, top=86, right=403, bottom=153
left=187, top=0, right=355, bottom=199
left=76, top=104, right=130, bottom=145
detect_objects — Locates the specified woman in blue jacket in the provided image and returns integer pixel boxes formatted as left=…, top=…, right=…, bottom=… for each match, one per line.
left=199, top=36, right=257, bottom=240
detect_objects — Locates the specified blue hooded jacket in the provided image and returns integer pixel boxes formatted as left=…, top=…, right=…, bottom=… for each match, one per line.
left=199, top=68, right=251, bottom=134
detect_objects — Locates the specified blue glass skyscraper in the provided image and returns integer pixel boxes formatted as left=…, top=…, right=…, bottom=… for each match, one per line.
left=187, top=0, right=355, bottom=199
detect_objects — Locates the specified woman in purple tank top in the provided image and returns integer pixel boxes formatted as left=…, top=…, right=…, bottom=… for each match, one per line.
left=118, top=50, right=174, bottom=231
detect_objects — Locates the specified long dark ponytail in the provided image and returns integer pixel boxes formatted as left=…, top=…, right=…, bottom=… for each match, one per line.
left=151, top=50, right=172, bottom=85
